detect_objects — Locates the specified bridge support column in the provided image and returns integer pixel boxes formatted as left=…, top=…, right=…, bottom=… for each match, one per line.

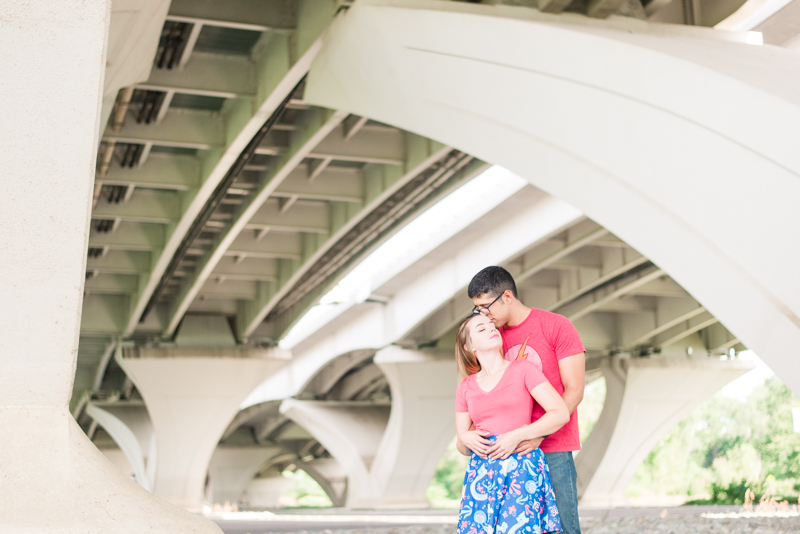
left=0, top=1, right=220, bottom=531
left=208, top=446, right=282, bottom=505
left=575, top=357, right=752, bottom=506
left=86, top=403, right=156, bottom=491
left=281, top=347, right=455, bottom=508
left=118, top=347, right=288, bottom=511
left=298, top=458, right=349, bottom=507
left=244, top=471, right=297, bottom=508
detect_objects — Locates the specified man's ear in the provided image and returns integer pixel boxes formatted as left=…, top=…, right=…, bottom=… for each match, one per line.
left=502, top=289, right=514, bottom=303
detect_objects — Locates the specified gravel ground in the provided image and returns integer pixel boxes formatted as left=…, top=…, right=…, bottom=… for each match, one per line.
left=580, top=514, right=800, bottom=533
left=217, top=516, right=800, bottom=534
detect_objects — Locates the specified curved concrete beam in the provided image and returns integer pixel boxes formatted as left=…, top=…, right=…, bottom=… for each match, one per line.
left=208, top=446, right=283, bottom=505
left=86, top=403, right=152, bottom=491
left=371, top=348, right=457, bottom=508
left=297, top=458, right=348, bottom=507
left=244, top=187, right=582, bottom=407
left=576, top=357, right=753, bottom=505
left=304, top=0, right=800, bottom=396
left=280, top=348, right=455, bottom=508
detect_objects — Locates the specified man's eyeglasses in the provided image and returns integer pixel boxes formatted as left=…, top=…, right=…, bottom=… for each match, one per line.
left=472, top=293, right=504, bottom=315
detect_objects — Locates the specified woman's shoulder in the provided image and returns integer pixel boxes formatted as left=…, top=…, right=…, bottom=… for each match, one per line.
left=457, top=373, right=476, bottom=389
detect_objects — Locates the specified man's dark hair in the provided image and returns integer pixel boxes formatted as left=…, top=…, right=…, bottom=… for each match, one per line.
left=468, top=266, right=518, bottom=299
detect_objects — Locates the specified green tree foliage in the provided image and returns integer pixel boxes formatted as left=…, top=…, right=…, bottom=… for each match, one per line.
left=281, top=470, right=333, bottom=508
left=626, top=377, right=800, bottom=503
left=426, top=438, right=470, bottom=508
left=425, top=373, right=800, bottom=508
left=579, top=377, right=606, bottom=442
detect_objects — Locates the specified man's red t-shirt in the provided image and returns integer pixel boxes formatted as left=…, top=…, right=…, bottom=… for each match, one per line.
left=499, top=308, right=585, bottom=453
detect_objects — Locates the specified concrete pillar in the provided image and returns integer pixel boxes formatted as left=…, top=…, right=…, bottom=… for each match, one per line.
left=298, top=458, right=348, bottom=507
left=208, top=446, right=283, bottom=505
left=0, top=1, right=219, bottom=531
left=244, top=473, right=297, bottom=508
left=281, top=348, right=456, bottom=508
left=86, top=403, right=153, bottom=491
left=101, top=402, right=159, bottom=490
left=575, top=357, right=753, bottom=506
left=101, top=447, right=134, bottom=478
left=117, top=346, right=288, bottom=511
left=280, top=400, right=391, bottom=508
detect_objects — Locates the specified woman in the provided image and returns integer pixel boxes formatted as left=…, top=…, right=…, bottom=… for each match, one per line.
left=455, top=313, right=569, bottom=534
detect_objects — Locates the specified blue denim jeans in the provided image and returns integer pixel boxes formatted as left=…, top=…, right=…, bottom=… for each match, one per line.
left=543, top=452, right=581, bottom=534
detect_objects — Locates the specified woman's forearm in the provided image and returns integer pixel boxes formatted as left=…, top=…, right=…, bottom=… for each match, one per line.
left=456, top=437, right=471, bottom=456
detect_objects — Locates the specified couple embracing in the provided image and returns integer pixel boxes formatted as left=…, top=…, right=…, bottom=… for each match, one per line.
left=454, top=267, right=586, bottom=534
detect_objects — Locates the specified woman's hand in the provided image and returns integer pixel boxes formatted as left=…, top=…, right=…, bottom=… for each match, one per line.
left=459, top=429, right=492, bottom=458
left=487, top=429, right=523, bottom=460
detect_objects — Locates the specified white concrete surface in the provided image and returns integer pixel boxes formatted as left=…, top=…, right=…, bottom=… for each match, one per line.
left=99, top=402, right=159, bottom=487
left=101, top=447, right=135, bottom=478
left=208, top=446, right=283, bottom=505
left=576, top=357, right=754, bottom=506
left=299, top=458, right=349, bottom=507
left=0, top=1, right=220, bottom=530
left=99, top=0, right=172, bottom=130
left=305, top=0, right=800, bottom=397
left=244, top=475, right=297, bottom=508
left=118, top=347, right=289, bottom=511
left=245, top=187, right=582, bottom=407
left=87, top=403, right=152, bottom=491
left=281, top=348, right=455, bottom=508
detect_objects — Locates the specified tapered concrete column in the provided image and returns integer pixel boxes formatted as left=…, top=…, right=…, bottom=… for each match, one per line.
left=281, top=348, right=455, bottom=508
left=280, top=400, right=391, bottom=507
left=118, top=347, right=289, bottom=511
left=208, top=446, right=282, bottom=505
left=371, top=347, right=457, bottom=508
left=575, top=357, right=753, bottom=506
left=0, top=1, right=219, bottom=531
left=298, top=458, right=348, bottom=507
left=244, top=474, right=296, bottom=508
left=86, top=403, right=153, bottom=491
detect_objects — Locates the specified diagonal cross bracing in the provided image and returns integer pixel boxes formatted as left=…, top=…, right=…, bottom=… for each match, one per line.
left=121, top=2, right=342, bottom=337
left=164, top=109, right=349, bottom=336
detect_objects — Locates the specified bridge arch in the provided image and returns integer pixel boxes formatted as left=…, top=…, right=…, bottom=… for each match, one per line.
left=305, top=0, right=800, bottom=395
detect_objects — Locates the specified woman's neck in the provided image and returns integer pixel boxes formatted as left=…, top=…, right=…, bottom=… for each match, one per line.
left=475, top=349, right=508, bottom=376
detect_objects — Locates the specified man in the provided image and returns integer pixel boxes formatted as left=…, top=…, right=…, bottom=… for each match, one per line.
left=466, top=266, right=585, bottom=534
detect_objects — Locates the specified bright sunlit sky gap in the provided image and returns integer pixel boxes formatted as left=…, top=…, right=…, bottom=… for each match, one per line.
left=718, top=350, right=775, bottom=400
left=278, top=166, right=528, bottom=350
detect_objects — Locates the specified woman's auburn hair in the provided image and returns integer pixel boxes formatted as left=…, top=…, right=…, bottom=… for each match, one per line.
left=455, top=314, right=483, bottom=379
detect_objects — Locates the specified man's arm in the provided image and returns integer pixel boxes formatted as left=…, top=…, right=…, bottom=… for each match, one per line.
left=559, top=352, right=585, bottom=414
left=456, top=412, right=491, bottom=457
left=512, top=353, right=585, bottom=455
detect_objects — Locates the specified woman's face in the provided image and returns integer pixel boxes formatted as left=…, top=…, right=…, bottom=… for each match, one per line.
left=467, top=315, right=502, bottom=354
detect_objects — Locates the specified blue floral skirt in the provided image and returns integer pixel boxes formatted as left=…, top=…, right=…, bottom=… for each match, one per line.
left=458, top=437, right=561, bottom=534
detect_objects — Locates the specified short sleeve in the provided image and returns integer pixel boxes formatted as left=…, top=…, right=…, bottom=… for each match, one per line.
left=455, top=377, right=470, bottom=412
left=519, top=360, right=548, bottom=392
left=551, top=313, right=586, bottom=360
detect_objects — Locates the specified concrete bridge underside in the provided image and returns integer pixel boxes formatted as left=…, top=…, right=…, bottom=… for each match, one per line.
left=3, top=0, right=800, bottom=529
